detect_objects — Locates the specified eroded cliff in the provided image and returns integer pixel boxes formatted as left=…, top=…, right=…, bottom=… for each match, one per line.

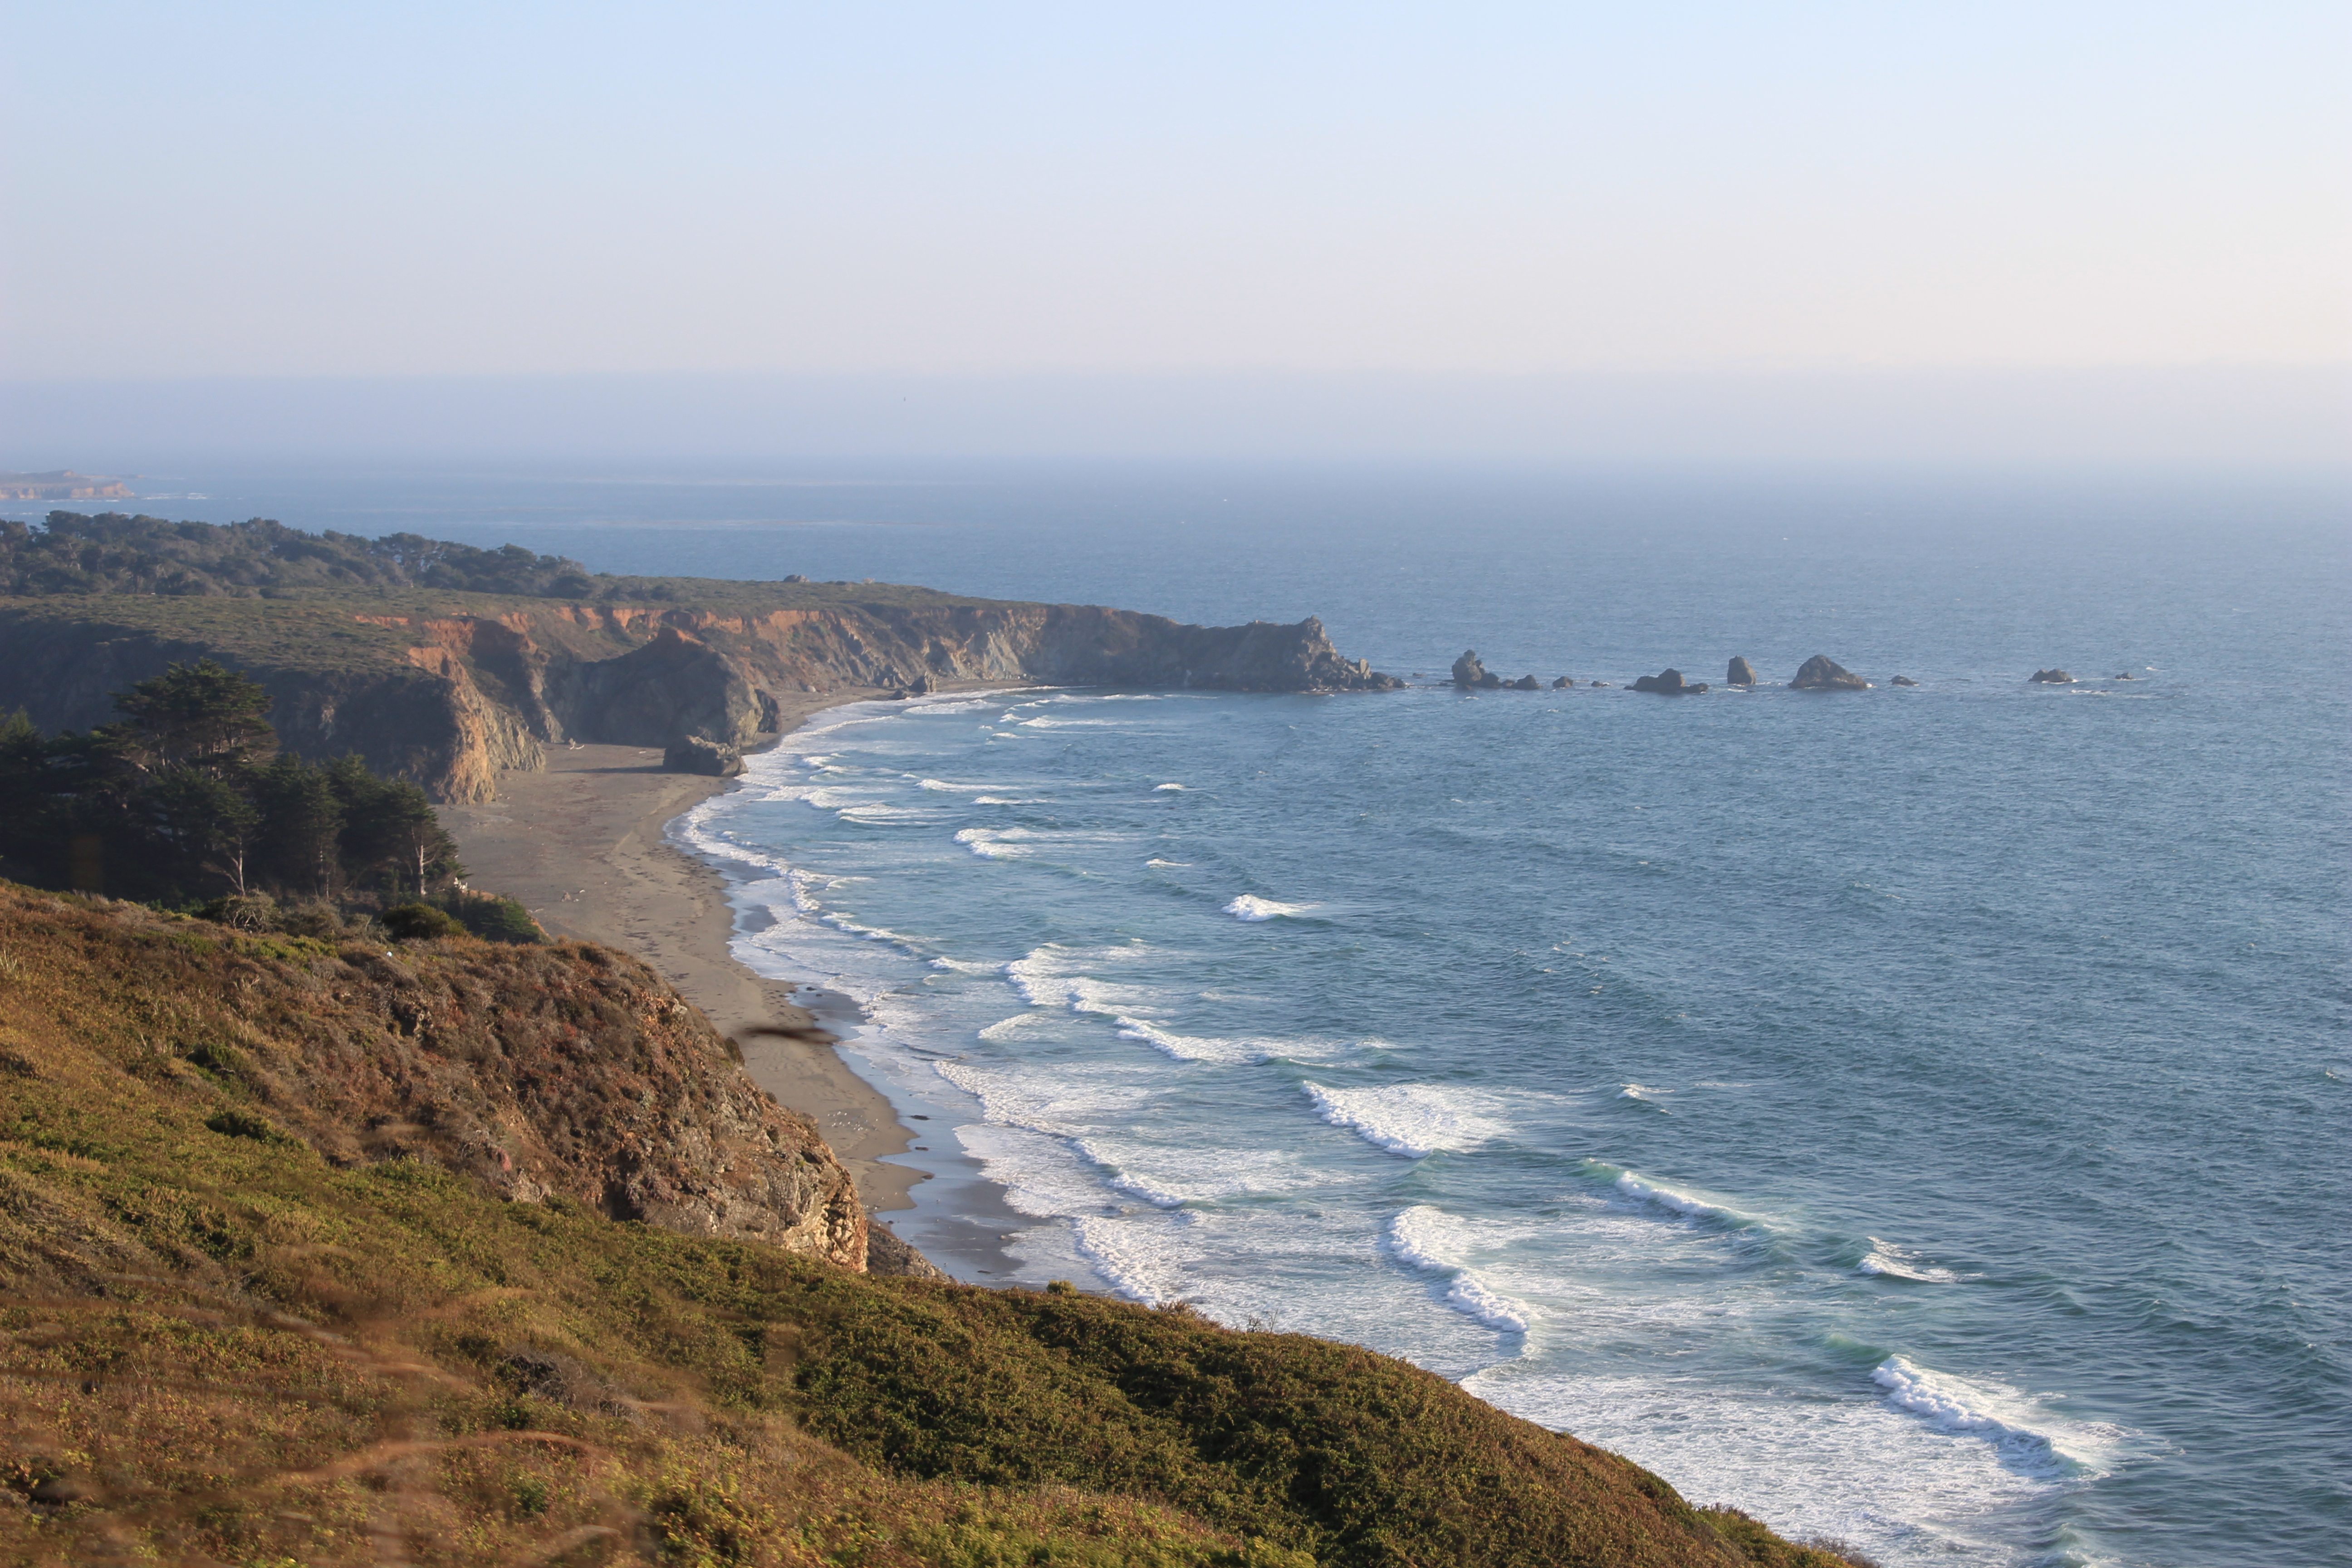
left=0, top=882, right=867, bottom=1272
left=0, top=586, right=1398, bottom=801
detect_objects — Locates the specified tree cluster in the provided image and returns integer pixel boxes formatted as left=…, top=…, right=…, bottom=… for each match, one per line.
left=0, top=659, right=465, bottom=907
left=1, top=512, right=599, bottom=599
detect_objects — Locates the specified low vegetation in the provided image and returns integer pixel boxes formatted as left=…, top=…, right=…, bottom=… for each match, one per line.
left=2, top=511, right=996, bottom=610
left=0, top=884, right=1858, bottom=1566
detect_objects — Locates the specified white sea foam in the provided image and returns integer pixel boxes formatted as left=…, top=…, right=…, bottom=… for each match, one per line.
left=1145, top=858, right=1190, bottom=867
left=1872, top=1356, right=2117, bottom=1476
left=955, top=827, right=1027, bottom=858
left=1857, top=1238, right=1970, bottom=1283
left=1110, top=1014, right=1273, bottom=1065
left=1226, top=895, right=1316, bottom=921
left=1153, top=782, right=1186, bottom=790
left=1303, top=1083, right=1509, bottom=1157
left=1465, top=1368, right=2071, bottom=1567
left=1605, top=1167, right=1768, bottom=1230
left=1385, top=1206, right=1531, bottom=1333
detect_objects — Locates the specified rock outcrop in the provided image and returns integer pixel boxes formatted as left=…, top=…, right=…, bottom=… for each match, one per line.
left=2031, top=668, right=2075, bottom=684
left=665, top=733, right=745, bottom=776
left=0, top=883, right=871, bottom=1269
left=1790, top=655, right=1870, bottom=691
left=1551, top=676, right=1573, bottom=688
left=1726, top=657, right=1759, bottom=686
left=1632, top=669, right=1709, bottom=695
left=1509, top=674, right=1540, bottom=690
left=1891, top=675, right=1919, bottom=686
left=1451, top=649, right=1502, bottom=689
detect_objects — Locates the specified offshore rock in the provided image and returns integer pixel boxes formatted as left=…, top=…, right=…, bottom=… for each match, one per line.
left=1551, top=676, right=1573, bottom=688
left=1509, top=675, right=1541, bottom=690
left=1451, top=650, right=1503, bottom=689
left=1727, top=657, right=1759, bottom=686
left=2031, top=668, right=2076, bottom=684
left=1790, top=655, right=1870, bottom=690
left=1891, top=675, right=1919, bottom=686
left=1632, top=668, right=1709, bottom=696
left=664, top=733, right=744, bottom=776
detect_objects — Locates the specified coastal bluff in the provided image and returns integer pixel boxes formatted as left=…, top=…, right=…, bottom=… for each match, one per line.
left=0, top=512, right=1400, bottom=802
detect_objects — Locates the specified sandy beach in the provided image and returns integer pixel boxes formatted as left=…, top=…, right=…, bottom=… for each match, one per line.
left=439, top=691, right=926, bottom=1210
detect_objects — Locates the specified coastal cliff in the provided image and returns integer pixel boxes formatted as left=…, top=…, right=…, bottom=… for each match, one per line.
left=0, top=882, right=867, bottom=1272
left=0, top=591, right=1396, bottom=802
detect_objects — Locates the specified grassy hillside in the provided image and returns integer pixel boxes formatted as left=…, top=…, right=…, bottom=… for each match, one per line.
left=0, top=884, right=1853, bottom=1567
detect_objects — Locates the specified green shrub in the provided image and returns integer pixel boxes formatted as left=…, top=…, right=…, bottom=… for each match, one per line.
left=431, top=889, right=544, bottom=944
left=381, top=902, right=464, bottom=941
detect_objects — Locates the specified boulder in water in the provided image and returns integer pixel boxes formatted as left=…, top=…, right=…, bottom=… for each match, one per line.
left=1632, top=669, right=1709, bottom=696
left=1509, top=674, right=1541, bottom=690
left=2029, top=668, right=2075, bottom=684
left=1726, top=657, right=1759, bottom=686
left=1790, top=655, right=1870, bottom=691
left=1890, top=675, right=1919, bottom=686
left=1551, top=676, right=1573, bottom=688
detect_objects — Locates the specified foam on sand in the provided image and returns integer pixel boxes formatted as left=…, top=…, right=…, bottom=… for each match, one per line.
left=1386, top=1206, right=1531, bottom=1333
left=1302, top=1082, right=1509, bottom=1157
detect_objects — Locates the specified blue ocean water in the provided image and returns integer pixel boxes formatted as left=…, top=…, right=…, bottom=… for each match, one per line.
left=36, top=464, right=2350, bottom=1565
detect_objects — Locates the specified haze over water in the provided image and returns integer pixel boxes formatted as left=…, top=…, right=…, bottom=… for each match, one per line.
left=46, top=464, right=2351, bottom=1565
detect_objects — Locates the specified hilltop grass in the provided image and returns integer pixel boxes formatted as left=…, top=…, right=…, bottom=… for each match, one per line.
left=0, top=883, right=1856, bottom=1567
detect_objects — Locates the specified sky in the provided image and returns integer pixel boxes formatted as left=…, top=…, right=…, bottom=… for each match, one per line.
left=3, top=1, right=2347, bottom=463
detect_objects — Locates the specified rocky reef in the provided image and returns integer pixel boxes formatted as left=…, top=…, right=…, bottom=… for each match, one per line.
left=1633, top=668, right=1710, bottom=695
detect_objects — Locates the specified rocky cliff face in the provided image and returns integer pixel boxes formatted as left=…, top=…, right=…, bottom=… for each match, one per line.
left=0, top=882, right=869, bottom=1269
left=0, top=591, right=1398, bottom=801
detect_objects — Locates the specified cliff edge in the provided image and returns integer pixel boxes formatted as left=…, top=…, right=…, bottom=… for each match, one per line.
left=0, top=516, right=1400, bottom=802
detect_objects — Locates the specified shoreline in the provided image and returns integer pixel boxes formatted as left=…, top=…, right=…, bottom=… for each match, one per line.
left=439, top=683, right=1024, bottom=1269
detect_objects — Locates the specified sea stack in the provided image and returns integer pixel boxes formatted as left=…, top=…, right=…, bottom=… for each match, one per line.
left=1726, top=657, right=1759, bottom=686
left=1789, top=655, right=1870, bottom=691
left=1452, top=650, right=1503, bottom=689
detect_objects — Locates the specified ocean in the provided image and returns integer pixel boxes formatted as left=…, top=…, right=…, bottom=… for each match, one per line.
left=32, top=462, right=2350, bottom=1566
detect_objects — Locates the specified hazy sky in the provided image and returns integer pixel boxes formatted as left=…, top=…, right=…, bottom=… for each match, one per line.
left=6, top=1, right=2345, bottom=382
